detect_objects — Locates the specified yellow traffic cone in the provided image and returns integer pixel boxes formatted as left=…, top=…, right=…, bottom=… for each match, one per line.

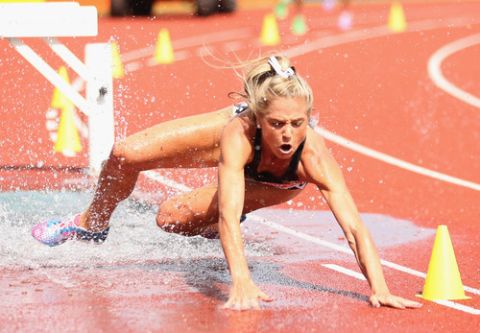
left=388, top=1, right=407, bottom=33
left=260, top=13, right=281, bottom=46
left=111, top=41, right=124, bottom=79
left=418, top=225, right=470, bottom=301
left=54, top=101, right=82, bottom=157
left=155, top=28, right=175, bottom=64
left=51, top=66, right=70, bottom=109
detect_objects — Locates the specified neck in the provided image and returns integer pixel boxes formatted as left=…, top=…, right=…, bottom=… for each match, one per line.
left=258, top=146, right=291, bottom=174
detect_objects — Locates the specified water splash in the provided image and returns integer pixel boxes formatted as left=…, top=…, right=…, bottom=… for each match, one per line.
left=0, top=191, right=270, bottom=270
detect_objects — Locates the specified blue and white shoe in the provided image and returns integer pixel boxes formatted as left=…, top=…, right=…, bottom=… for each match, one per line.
left=31, top=214, right=109, bottom=247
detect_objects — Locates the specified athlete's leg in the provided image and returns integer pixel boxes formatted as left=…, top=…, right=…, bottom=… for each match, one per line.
left=156, top=186, right=219, bottom=236
left=156, top=181, right=303, bottom=236
left=81, top=107, right=233, bottom=231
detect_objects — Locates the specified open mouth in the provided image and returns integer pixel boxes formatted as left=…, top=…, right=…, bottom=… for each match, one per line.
left=280, top=144, right=292, bottom=153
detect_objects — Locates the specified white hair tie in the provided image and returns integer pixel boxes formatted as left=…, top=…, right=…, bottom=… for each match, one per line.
left=268, top=56, right=295, bottom=79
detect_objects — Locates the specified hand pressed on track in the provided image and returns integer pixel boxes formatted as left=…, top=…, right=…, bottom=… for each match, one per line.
left=222, top=280, right=272, bottom=310
left=370, top=293, right=422, bottom=309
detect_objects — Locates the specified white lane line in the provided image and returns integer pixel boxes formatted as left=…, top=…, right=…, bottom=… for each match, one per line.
left=141, top=170, right=480, bottom=298
left=129, top=18, right=480, bottom=316
left=284, top=18, right=480, bottom=58
left=120, top=17, right=480, bottom=70
left=142, top=168, right=480, bottom=315
left=141, top=168, right=480, bottom=314
left=143, top=170, right=192, bottom=192
left=428, top=33, right=480, bottom=109
left=255, top=216, right=480, bottom=297
left=323, top=263, right=480, bottom=315
left=433, top=299, right=480, bottom=315
left=49, top=17, right=480, bottom=188
left=121, top=28, right=252, bottom=63
left=322, top=263, right=366, bottom=280
left=316, top=127, right=480, bottom=192
left=127, top=18, right=480, bottom=194
left=146, top=50, right=190, bottom=67
left=124, top=61, right=142, bottom=72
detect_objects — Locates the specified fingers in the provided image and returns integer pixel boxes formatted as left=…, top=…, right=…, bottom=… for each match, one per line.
left=369, top=296, right=381, bottom=308
left=389, top=296, right=424, bottom=309
left=221, top=290, right=271, bottom=310
left=390, top=298, right=406, bottom=309
left=399, top=298, right=423, bottom=309
left=371, top=294, right=423, bottom=309
left=222, top=298, right=260, bottom=311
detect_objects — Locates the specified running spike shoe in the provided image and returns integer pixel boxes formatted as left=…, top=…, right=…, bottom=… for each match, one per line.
left=31, top=214, right=109, bottom=247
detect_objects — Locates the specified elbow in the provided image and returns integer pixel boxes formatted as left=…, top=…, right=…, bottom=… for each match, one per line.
left=218, top=214, right=228, bottom=230
left=218, top=212, right=243, bottom=236
left=218, top=210, right=242, bottom=226
left=344, top=223, right=365, bottom=249
left=344, top=224, right=372, bottom=254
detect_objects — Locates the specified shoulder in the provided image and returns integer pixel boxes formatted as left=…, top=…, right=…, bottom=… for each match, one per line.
left=220, top=109, right=256, bottom=166
left=299, top=127, right=343, bottom=190
left=222, top=107, right=255, bottom=142
left=302, top=127, right=331, bottom=165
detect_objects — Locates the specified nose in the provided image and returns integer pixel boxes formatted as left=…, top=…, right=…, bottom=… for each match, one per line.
left=282, top=124, right=293, bottom=141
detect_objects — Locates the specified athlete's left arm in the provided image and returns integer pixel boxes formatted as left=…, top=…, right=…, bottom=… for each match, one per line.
left=303, top=130, right=422, bottom=309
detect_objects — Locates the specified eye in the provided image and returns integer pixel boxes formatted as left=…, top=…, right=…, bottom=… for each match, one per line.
left=292, top=120, right=304, bottom=127
left=270, top=121, right=284, bottom=128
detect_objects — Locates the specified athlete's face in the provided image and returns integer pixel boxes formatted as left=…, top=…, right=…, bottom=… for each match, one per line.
left=257, top=96, right=309, bottom=160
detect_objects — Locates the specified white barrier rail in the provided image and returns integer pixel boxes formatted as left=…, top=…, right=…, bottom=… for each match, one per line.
left=0, top=2, right=114, bottom=175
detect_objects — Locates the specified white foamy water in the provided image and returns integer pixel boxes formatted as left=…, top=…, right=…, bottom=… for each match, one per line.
left=0, top=191, right=435, bottom=270
left=0, top=191, right=271, bottom=270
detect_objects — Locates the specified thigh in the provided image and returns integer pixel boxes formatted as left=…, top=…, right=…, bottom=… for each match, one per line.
left=243, top=181, right=303, bottom=213
left=119, top=107, right=233, bottom=170
left=157, top=186, right=219, bottom=235
left=157, top=181, right=303, bottom=234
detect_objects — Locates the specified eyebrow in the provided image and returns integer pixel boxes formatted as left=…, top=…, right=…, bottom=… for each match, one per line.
left=266, top=117, right=306, bottom=122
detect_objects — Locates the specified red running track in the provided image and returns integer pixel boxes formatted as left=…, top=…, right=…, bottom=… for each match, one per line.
left=0, top=1, right=479, bottom=332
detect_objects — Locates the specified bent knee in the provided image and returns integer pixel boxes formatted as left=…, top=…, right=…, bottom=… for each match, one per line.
left=156, top=210, right=177, bottom=232
left=110, top=140, right=147, bottom=167
left=156, top=203, right=191, bottom=235
left=110, top=141, right=132, bottom=164
left=156, top=201, right=210, bottom=236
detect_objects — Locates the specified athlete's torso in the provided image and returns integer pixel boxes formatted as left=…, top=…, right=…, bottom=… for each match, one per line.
left=233, top=103, right=308, bottom=191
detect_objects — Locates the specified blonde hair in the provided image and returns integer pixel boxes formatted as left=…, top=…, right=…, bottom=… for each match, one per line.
left=233, top=55, right=313, bottom=118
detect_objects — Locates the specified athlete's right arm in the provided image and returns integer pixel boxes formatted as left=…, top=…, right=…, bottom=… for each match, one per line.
left=217, top=120, right=272, bottom=310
